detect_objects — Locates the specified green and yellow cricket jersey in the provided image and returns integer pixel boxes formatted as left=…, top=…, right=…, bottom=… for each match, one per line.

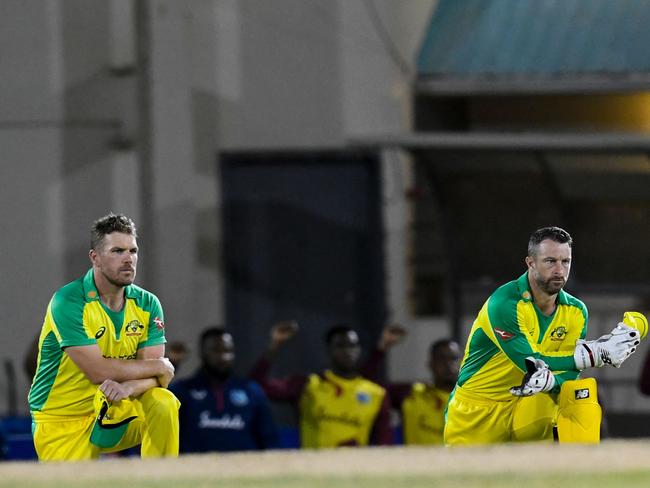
left=29, top=269, right=166, bottom=420
left=402, top=383, right=449, bottom=445
left=299, top=370, right=385, bottom=448
left=456, top=272, right=587, bottom=402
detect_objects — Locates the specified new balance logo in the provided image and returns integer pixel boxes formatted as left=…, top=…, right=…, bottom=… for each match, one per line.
left=600, top=350, right=612, bottom=365
left=494, top=328, right=514, bottom=340
left=575, top=388, right=590, bottom=400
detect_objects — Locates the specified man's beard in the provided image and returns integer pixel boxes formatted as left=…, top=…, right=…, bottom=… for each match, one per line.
left=105, top=271, right=135, bottom=287
left=537, top=275, right=565, bottom=295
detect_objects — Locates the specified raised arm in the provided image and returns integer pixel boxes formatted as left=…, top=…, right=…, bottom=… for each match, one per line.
left=361, top=324, right=411, bottom=408
left=248, top=320, right=307, bottom=402
left=362, top=323, right=407, bottom=381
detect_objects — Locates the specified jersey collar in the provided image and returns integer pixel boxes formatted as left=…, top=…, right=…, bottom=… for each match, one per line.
left=518, top=271, right=569, bottom=305
left=82, top=268, right=137, bottom=302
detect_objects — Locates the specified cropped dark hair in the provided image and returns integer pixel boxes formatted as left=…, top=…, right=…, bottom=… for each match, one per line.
left=199, top=327, right=230, bottom=349
left=324, top=324, right=356, bottom=345
left=430, top=338, right=457, bottom=357
left=527, top=226, right=572, bottom=257
left=90, top=213, right=137, bottom=250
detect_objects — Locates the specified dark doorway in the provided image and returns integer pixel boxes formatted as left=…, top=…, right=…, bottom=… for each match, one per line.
left=220, top=150, right=386, bottom=379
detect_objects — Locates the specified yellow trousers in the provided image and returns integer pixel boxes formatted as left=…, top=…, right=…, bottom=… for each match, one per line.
left=444, top=386, right=557, bottom=445
left=33, top=388, right=180, bottom=461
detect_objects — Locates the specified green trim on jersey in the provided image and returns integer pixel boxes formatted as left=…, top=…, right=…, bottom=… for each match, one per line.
left=564, top=293, right=589, bottom=327
left=533, top=304, right=557, bottom=343
left=82, top=269, right=166, bottom=349
left=454, top=271, right=588, bottom=401
left=125, top=285, right=166, bottom=349
left=554, top=369, right=581, bottom=387
left=100, top=303, right=126, bottom=338
left=50, top=281, right=97, bottom=348
left=487, top=273, right=581, bottom=372
left=456, top=328, right=499, bottom=387
left=27, top=331, right=63, bottom=411
left=29, top=269, right=166, bottom=418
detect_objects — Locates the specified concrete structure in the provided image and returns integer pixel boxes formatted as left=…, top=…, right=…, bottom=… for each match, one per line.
left=0, top=0, right=435, bottom=414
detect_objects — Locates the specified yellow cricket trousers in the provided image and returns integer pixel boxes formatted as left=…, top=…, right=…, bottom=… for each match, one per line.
left=33, top=387, right=180, bottom=461
left=444, top=385, right=557, bottom=445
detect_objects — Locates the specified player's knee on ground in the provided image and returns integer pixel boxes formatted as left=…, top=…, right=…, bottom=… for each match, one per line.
left=556, top=378, right=601, bottom=444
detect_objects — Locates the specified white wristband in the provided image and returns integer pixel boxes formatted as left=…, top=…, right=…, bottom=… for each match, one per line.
left=574, top=343, right=594, bottom=370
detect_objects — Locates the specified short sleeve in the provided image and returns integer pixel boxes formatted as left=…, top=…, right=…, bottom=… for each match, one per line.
left=50, top=291, right=96, bottom=349
left=139, top=294, right=166, bottom=348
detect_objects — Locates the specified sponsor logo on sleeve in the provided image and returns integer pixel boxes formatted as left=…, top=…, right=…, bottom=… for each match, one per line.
left=95, top=326, right=106, bottom=339
left=494, top=328, right=514, bottom=340
left=153, top=317, right=165, bottom=330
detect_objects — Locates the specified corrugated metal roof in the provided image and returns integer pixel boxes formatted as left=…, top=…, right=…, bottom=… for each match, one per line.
left=417, top=0, right=650, bottom=93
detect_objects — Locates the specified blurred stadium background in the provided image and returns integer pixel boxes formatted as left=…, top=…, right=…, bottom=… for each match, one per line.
left=0, top=0, right=649, bottom=460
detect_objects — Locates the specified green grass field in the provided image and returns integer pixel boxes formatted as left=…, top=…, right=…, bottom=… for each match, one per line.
left=2, top=441, right=650, bottom=488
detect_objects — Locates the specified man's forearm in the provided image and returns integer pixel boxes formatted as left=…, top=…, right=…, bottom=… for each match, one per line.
left=65, top=344, right=169, bottom=384
left=86, top=357, right=165, bottom=384
left=123, top=377, right=161, bottom=398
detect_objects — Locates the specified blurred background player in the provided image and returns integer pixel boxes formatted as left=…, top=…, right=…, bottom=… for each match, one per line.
left=444, top=226, right=639, bottom=445
left=365, top=325, right=461, bottom=445
left=250, top=321, right=392, bottom=448
left=166, top=340, right=189, bottom=377
left=170, top=327, right=278, bottom=452
left=28, top=213, right=179, bottom=461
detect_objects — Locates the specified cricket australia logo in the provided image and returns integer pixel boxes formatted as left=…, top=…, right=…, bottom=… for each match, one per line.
left=125, top=320, right=145, bottom=336
left=550, top=326, right=567, bottom=341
